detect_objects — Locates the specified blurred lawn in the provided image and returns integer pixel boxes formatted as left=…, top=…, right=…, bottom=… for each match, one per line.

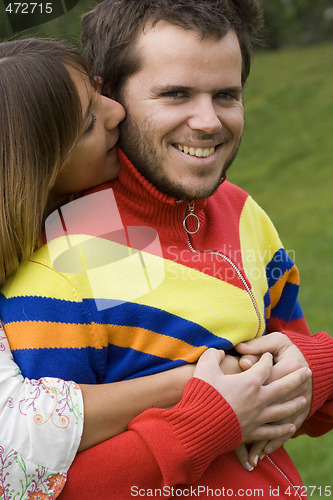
left=229, top=43, right=333, bottom=497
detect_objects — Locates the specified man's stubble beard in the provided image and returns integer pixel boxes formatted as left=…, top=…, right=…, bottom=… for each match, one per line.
left=119, top=113, right=242, bottom=200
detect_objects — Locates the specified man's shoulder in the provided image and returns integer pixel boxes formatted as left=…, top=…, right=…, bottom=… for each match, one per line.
left=216, top=180, right=250, bottom=200
left=208, top=180, right=250, bottom=214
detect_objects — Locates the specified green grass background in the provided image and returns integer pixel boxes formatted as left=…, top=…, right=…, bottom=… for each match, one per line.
left=229, top=43, right=333, bottom=497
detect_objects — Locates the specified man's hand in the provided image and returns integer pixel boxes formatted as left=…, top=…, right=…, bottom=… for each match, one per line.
left=193, top=348, right=311, bottom=446
left=236, top=332, right=313, bottom=456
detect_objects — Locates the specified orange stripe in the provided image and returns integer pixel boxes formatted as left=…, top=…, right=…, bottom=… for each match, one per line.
left=265, top=304, right=271, bottom=320
left=7, top=321, right=206, bottom=363
left=286, top=265, right=300, bottom=286
left=269, top=265, right=299, bottom=309
left=107, top=324, right=206, bottom=362
left=6, top=322, right=98, bottom=350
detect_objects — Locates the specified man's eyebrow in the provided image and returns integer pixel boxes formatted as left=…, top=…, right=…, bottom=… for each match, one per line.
left=220, top=86, right=243, bottom=95
left=150, top=85, right=191, bottom=94
left=151, top=84, right=243, bottom=95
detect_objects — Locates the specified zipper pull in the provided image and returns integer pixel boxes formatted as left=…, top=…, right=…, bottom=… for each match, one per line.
left=188, top=201, right=195, bottom=213
left=183, top=201, right=200, bottom=235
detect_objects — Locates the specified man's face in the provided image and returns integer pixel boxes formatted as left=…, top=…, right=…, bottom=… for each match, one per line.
left=119, top=22, right=244, bottom=200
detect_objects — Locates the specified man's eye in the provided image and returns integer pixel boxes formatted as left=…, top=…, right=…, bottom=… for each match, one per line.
left=162, top=91, right=186, bottom=98
left=217, top=93, right=233, bottom=99
left=85, top=114, right=97, bottom=133
left=216, top=92, right=240, bottom=102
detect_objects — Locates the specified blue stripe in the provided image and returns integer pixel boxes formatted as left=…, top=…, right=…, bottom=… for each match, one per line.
left=13, top=347, right=104, bottom=384
left=266, top=248, right=295, bottom=288
left=0, top=294, right=86, bottom=325
left=271, top=282, right=304, bottom=321
left=107, top=340, right=237, bottom=381
left=90, top=300, right=233, bottom=348
left=13, top=333, right=233, bottom=384
left=263, top=289, right=271, bottom=309
left=1, top=294, right=233, bottom=349
left=105, top=345, right=191, bottom=381
left=263, top=288, right=271, bottom=329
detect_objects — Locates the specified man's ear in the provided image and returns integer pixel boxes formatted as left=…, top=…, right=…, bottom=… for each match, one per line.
left=92, top=75, right=103, bottom=93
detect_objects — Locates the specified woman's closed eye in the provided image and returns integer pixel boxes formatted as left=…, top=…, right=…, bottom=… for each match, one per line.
left=85, top=114, right=97, bottom=133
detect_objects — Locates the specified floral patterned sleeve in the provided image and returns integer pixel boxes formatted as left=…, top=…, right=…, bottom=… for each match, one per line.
left=0, top=322, right=84, bottom=499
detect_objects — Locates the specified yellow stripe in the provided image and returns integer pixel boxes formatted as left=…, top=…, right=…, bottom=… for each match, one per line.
left=3, top=236, right=260, bottom=344
left=135, top=258, right=258, bottom=343
left=7, top=321, right=206, bottom=362
left=239, top=197, right=281, bottom=336
left=2, top=243, right=89, bottom=302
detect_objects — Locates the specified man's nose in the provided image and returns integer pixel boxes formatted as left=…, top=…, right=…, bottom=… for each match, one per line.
left=187, top=97, right=222, bottom=134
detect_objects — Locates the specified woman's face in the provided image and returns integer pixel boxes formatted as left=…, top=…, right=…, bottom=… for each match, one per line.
left=51, top=67, right=125, bottom=200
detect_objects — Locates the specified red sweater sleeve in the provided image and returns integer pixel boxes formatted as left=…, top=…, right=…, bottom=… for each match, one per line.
left=58, top=378, right=241, bottom=499
left=283, top=329, right=333, bottom=436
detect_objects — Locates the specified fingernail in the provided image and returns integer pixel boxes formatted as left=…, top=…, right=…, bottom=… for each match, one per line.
left=306, top=368, right=312, bottom=376
left=254, top=455, right=259, bottom=467
left=259, top=453, right=266, bottom=461
left=242, top=358, right=253, bottom=368
left=244, top=461, right=254, bottom=472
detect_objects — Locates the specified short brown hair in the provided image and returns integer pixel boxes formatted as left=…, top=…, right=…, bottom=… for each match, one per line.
left=81, top=0, right=263, bottom=96
left=0, top=38, right=87, bottom=284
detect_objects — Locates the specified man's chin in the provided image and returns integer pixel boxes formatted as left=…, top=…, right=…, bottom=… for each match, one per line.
left=157, top=177, right=224, bottom=201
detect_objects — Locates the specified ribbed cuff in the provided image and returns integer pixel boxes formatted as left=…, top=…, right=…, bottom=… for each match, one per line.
left=129, top=377, right=242, bottom=486
left=283, top=330, right=333, bottom=416
left=164, top=377, right=242, bottom=479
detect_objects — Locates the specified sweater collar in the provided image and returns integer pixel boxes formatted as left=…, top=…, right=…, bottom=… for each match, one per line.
left=117, top=148, right=182, bottom=207
left=110, top=148, right=207, bottom=235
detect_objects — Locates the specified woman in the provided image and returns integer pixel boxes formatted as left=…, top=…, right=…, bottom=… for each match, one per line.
left=0, top=38, right=195, bottom=499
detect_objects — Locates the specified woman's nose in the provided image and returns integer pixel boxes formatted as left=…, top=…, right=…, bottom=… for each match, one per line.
left=103, top=95, right=126, bottom=130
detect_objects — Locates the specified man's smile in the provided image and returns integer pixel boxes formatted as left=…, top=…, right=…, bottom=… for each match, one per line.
left=175, top=144, right=216, bottom=158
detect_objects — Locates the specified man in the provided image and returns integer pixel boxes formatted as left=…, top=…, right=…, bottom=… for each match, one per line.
left=59, top=0, right=333, bottom=497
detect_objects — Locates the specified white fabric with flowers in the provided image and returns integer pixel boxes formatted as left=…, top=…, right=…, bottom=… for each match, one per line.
left=0, top=321, right=83, bottom=499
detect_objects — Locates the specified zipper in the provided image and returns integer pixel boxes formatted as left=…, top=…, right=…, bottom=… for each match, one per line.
left=183, top=201, right=262, bottom=337
left=183, top=202, right=304, bottom=495
left=266, top=456, right=304, bottom=500
left=183, top=201, right=201, bottom=235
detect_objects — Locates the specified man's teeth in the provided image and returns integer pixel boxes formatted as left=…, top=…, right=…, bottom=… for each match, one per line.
left=177, top=145, right=215, bottom=158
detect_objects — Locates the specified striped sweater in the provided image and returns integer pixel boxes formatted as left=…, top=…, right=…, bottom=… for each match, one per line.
left=3, top=150, right=333, bottom=499
left=1, top=149, right=311, bottom=385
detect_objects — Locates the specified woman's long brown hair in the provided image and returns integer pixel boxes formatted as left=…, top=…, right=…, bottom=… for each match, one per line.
left=0, top=38, right=87, bottom=284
